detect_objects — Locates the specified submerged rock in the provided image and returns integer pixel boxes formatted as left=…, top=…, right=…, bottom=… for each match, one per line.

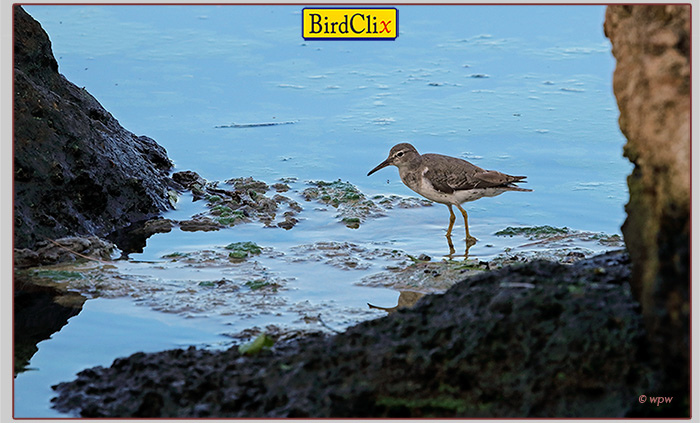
left=302, top=179, right=432, bottom=228
left=178, top=216, right=224, bottom=232
left=13, top=6, right=174, bottom=249
left=51, top=251, right=658, bottom=418
left=225, top=176, right=270, bottom=194
left=225, top=241, right=263, bottom=261
left=172, top=172, right=303, bottom=231
left=371, top=194, right=433, bottom=209
left=286, top=241, right=409, bottom=271
left=302, top=179, right=383, bottom=228
left=495, top=226, right=624, bottom=246
left=360, top=258, right=486, bottom=292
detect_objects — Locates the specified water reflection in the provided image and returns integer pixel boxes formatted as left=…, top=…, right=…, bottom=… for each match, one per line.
left=14, top=273, right=86, bottom=375
left=368, top=291, right=426, bottom=313
left=445, top=233, right=473, bottom=260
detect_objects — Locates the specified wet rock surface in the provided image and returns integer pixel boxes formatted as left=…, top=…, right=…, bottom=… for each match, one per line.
left=171, top=171, right=303, bottom=232
left=302, top=179, right=385, bottom=228
left=13, top=6, right=175, bottom=249
left=14, top=226, right=623, bottom=329
left=360, top=258, right=486, bottom=292
left=604, top=5, right=689, bottom=414
left=51, top=250, right=660, bottom=418
left=302, top=179, right=432, bottom=228
left=13, top=236, right=115, bottom=269
left=163, top=172, right=434, bottom=238
left=286, top=241, right=409, bottom=271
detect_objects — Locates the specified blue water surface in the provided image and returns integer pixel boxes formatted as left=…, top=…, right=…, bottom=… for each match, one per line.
left=16, top=5, right=631, bottom=418
left=24, top=4, right=629, bottom=232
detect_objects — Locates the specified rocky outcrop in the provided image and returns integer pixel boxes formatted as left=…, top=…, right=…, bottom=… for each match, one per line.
left=13, top=6, right=174, bottom=249
left=51, top=251, right=656, bottom=418
left=604, top=5, right=690, bottom=413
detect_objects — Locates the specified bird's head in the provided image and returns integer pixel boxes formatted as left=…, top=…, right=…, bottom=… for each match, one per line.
left=367, top=143, right=419, bottom=176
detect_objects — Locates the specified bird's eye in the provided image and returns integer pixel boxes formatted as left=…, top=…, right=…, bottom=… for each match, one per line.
left=397, top=151, right=404, bottom=157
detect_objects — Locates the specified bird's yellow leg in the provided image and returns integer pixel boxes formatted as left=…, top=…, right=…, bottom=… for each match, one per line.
left=445, top=205, right=456, bottom=238
left=455, top=203, right=477, bottom=245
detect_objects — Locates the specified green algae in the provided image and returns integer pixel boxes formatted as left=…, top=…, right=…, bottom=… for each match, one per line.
left=590, top=233, right=623, bottom=245
left=206, top=194, right=222, bottom=204
left=341, top=217, right=361, bottom=229
left=163, top=252, right=189, bottom=259
left=226, top=241, right=263, bottom=260
left=32, top=269, right=85, bottom=280
left=215, top=210, right=247, bottom=226
left=302, top=179, right=367, bottom=207
left=225, top=176, right=269, bottom=194
left=495, top=226, right=625, bottom=247
left=302, top=179, right=383, bottom=228
left=245, top=279, right=279, bottom=291
left=211, top=205, right=234, bottom=215
left=495, top=225, right=570, bottom=238
left=238, top=332, right=275, bottom=356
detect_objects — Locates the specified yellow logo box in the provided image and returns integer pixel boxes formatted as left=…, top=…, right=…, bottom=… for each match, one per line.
left=302, top=8, right=398, bottom=40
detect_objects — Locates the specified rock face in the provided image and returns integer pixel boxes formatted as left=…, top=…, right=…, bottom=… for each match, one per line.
left=604, top=5, right=690, bottom=412
left=13, top=6, right=174, bottom=249
left=52, top=252, right=655, bottom=418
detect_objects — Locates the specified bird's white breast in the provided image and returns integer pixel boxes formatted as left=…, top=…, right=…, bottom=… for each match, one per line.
left=400, top=166, right=511, bottom=205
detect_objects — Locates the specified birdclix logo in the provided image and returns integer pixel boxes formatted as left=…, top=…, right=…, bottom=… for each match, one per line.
left=302, top=8, right=398, bottom=40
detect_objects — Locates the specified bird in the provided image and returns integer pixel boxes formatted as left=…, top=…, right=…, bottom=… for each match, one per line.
left=367, top=143, right=531, bottom=246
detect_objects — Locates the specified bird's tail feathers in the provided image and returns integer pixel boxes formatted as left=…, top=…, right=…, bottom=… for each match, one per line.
left=508, top=176, right=532, bottom=191
left=507, top=186, right=533, bottom=192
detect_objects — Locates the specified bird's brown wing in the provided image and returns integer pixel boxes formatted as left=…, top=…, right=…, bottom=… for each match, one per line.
left=422, top=154, right=485, bottom=193
left=422, top=154, right=527, bottom=193
left=471, top=170, right=527, bottom=187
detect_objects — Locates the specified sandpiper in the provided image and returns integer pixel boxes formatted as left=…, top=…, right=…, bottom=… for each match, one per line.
left=367, top=143, right=531, bottom=245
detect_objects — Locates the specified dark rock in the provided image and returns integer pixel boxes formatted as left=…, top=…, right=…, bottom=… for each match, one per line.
left=225, top=177, right=269, bottom=194
left=51, top=251, right=658, bottom=417
left=174, top=175, right=302, bottom=230
left=106, top=218, right=175, bottom=257
left=172, top=170, right=206, bottom=190
left=271, top=183, right=290, bottom=192
left=604, top=5, right=689, bottom=415
left=13, top=6, right=174, bottom=249
left=178, top=216, right=224, bottom=232
left=277, top=217, right=298, bottom=230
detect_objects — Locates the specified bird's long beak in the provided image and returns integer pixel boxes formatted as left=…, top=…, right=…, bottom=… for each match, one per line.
left=367, top=159, right=391, bottom=176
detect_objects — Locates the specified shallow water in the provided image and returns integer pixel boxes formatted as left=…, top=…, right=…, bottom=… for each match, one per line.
left=16, top=5, right=630, bottom=417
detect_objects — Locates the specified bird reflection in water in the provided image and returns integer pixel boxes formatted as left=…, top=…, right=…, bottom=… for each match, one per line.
left=446, top=233, right=473, bottom=260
